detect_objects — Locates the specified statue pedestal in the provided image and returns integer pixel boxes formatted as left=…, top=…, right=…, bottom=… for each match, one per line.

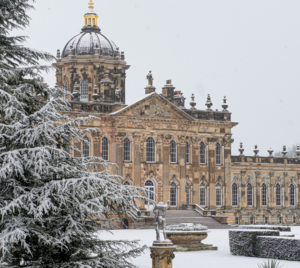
left=150, top=240, right=176, bottom=268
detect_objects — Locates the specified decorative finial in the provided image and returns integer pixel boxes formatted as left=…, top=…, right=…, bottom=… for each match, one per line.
left=239, top=142, right=244, bottom=156
left=115, top=47, right=120, bottom=58
left=56, top=49, right=61, bottom=59
left=205, top=94, right=213, bottom=110
left=222, top=96, right=228, bottom=111
left=253, top=145, right=259, bottom=156
left=190, top=93, right=196, bottom=110
left=268, top=148, right=274, bottom=157
left=145, top=71, right=156, bottom=94
left=121, top=51, right=125, bottom=60
left=296, top=145, right=300, bottom=157
left=282, top=145, right=287, bottom=157
left=88, top=0, right=95, bottom=11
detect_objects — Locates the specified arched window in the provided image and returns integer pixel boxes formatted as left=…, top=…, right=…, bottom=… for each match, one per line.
left=146, top=137, right=155, bottom=162
left=247, top=183, right=253, bottom=206
left=276, top=184, right=281, bottom=206
left=92, top=18, right=95, bottom=25
left=88, top=18, right=91, bottom=25
left=102, top=137, right=109, bottom=161
left=232, top=183, right=238, bottom=206
left=80, top=79, right=89, bottom=102
left=262, top=183, right=267, bottom=206
left=170, top=182, right=177, bottom=206
left=185, top=183, right=191, bottom=204
left=216, top=184, right=222, bottom=206
left=145, top=180, right=155, bottom=204
left=124, top=138, right=131, bottom=161
left=170, top=140, right=177, bottom=163
left=200, top=183, right=206, bottom=206
left=82, top=136, right=90, bottom=157
left=290, top=184, right=295, bottom=206
left=185, top=142, right=190, bottom=164
left=200, top=142, right=206, bottom=164
left=216, top=143, right=222, bottom=165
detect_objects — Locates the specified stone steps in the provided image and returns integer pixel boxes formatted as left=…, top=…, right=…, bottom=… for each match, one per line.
left=164, top=210, right=229, bottom=229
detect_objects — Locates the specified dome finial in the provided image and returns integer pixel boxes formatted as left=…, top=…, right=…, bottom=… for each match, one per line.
left=88, top=0, right=95, bottom=11
left=83, top=0, right=99, bottom=29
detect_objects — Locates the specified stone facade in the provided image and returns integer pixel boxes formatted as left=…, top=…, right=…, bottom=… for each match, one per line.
left=54, top=1, right=300, bottom=225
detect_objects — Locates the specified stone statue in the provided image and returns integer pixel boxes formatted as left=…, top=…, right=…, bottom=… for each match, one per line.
left=115, top=87, right=121, bottom=101
left=153, top=201, right=169, bottom=241
left=146, top=71, right=153, bottom=86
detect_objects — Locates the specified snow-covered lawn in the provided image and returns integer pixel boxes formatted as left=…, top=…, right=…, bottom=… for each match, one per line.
left=101, top=227, right=300, bottom=268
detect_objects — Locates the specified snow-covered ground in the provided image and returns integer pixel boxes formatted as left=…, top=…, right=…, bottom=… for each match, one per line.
left=101, top=227, right=300, bottom=268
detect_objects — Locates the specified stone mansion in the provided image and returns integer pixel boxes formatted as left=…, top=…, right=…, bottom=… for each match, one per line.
left=54, top=0, right=300, bottom=225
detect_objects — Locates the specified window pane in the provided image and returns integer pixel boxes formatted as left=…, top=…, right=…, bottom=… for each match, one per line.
left=232, top=183, right=238, bottom=206
left=146, top=138, right=155, bottom=162
left=82, top=136, right=90, bottom=157
left=170, top=140, right=177, bottom=163
left=185, top=142, right=190, bottom=164
left=262, top=184, right=267, bottom=206
left=290, top=184, right=295, bottom=206
left=124, top=138, right=131, bottom=161
left=216, top=184, right=222, bottom=206
left=276, top=184, right=281, bottom=206
left=247, top=184, right=253, bottom=206
left=80, top=79, right=89, bottom=102
left=216, top=143, right=222, bottom=165
left=170, top=182, right=177, bottom=206
left=186, top=183, right=190, bottom=204
left=102, top=137, right=109, bottom=161
left=145, top=180, right=155, bottom=204
left=200, top=142, right=206, bottom=164
left=200, top=184, right=206, bottom=206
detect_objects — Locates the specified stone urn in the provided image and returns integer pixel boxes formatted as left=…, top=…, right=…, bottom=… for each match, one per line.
left=165, top=223, right=218, bottom=251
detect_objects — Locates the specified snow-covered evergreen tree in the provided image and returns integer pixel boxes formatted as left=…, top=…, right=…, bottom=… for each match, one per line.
left=0, top=1, right=145, bottom=267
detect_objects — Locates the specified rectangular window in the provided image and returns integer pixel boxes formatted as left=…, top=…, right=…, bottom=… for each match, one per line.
left=262, top=184, right=267, bottom=206
left=216, top=186, right=222, bottom=206
left=185, top=142, right=190, bottom=164
left=170, top=141, right=177, bottom=163
left=276, top=185, right=281, bottom=206
left=216, top=143, right=222, bottom=165
left=80, top=80, right=89, bottom=102
left=200, top=186, right=206, bottom=206
left=170, top=184, right=177, bottom=206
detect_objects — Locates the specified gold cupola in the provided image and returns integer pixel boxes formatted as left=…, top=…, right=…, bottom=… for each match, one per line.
left=83, top=0, right=99, bottom=29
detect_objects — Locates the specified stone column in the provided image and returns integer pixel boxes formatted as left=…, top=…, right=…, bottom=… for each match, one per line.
left=150, top=240, right=176, bottom=268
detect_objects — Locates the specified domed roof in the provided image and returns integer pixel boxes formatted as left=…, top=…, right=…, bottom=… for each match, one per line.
left=62, top=28, right=117, bottom=58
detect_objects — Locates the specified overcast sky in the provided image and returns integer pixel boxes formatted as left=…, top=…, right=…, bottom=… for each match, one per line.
left=21, top=0, right=300, bottom=155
